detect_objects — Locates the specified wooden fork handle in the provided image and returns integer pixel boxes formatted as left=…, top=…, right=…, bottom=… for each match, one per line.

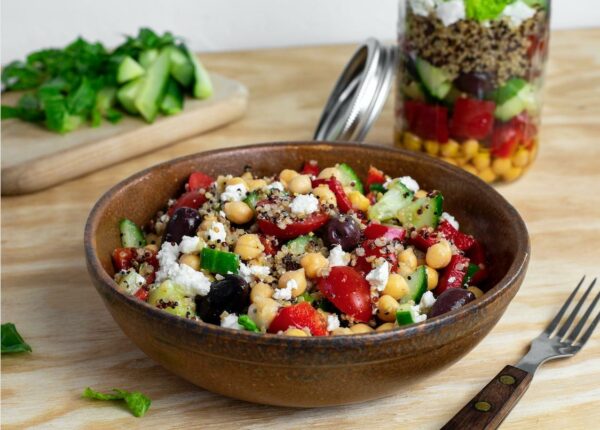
left=441, top=365, right=533, bottom=430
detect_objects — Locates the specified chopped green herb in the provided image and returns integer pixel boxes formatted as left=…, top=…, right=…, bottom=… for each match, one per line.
left=238, top=315, right=260, bottom=332
left=1, top=323, right=32, bottom=354
left=83, top=387, right=151, bottom=417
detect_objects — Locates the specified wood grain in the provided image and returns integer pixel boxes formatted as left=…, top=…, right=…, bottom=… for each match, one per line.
left=1, top=73, right=248, bottom=196
left=2, top=29, right=600, bottom=429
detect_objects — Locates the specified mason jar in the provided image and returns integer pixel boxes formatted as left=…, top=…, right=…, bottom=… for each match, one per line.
left=395, top=0, right=550, bottom=183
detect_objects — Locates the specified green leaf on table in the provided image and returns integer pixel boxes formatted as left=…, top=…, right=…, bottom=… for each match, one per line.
left=83, top=387, right=152, bottom=417
left=1, top=323, right=32, bottom=354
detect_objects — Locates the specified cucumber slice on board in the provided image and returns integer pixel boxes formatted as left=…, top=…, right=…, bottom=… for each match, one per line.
left=117, top=78, right=144, bottom=114
left=185, top=47, right=213, bottom=99
left=402, top=265, right=428, bottom=304
left=160, top=79, right=184, bottom=115
left=139, top=49, right=159, bottom=68
left=338, top=163, right=364, bottom=193
left=119, top=218, right=146, bottom=248
left=396, top=193, right=443, bottom=230
left=169, top=47, right=194, bottom=87
left=134, top=49, right=171, bottom=122
left=368, top=181, right=414, bottom=222
left=416, top=58, right=455, bottom=99
left=117, top=56, right=145, bottom=84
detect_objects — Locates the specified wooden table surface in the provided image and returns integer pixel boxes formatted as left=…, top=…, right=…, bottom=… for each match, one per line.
left=2, top=28, right=599, bottom=429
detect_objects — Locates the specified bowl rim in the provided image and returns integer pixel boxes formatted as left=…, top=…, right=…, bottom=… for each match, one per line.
left=84, top=141, right=530, bottom=348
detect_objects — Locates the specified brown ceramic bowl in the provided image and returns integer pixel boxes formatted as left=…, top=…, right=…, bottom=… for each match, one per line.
left=84, top=142, right=529, bottom=407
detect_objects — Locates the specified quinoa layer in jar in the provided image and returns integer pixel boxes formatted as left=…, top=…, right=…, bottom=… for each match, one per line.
left=395, top=0, right=550, bottom=183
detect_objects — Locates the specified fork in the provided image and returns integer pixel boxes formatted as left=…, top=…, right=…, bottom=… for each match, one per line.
left=442, top=277, right=599, bottom=430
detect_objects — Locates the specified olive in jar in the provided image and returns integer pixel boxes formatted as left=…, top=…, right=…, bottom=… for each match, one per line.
left=164, top=207, right=202, bottom=244
left=324, top=216, right=361, bottom=251
left=428, top=288, right=476, bottom=318
left=195, top=275, right=250, bottom=324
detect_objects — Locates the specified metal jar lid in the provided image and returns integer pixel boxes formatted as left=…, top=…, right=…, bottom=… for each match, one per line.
left=314, top=38, right=397, bottom=142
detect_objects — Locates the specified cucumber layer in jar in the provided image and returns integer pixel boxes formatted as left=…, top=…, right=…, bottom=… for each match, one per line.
left=395, top=0, right=549, bottom=183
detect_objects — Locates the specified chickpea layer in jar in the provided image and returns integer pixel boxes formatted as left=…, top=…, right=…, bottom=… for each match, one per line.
left=395, top=0, right=549, bottom=183
left=111, top=161, right=489, bottom=336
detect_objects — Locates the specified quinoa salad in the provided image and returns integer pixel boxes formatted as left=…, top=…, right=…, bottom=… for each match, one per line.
left=111, top=161, right=488, bottom=336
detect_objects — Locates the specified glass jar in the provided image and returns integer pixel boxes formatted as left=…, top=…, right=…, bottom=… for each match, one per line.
left=395, top=0, right=550, bottom=183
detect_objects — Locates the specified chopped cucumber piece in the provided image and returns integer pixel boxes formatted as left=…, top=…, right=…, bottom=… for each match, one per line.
left=368, top=181, right=414, bottom=222
left=119, top=218, right=146, bottom=248
left=337, top=163, right=364, bottom=193
left=243, top=191, right=260, bottom=210
left=139, top=49, right=159, bottom=68
left=185, top=47, right=213, bottom=99
left=117, top=78, right=144, bottom=114
left=416, top=58, right=455, bottom=99
left=369, top=183, right=386, bottom=193
left=117, top=56, right=145, bottom=84
left=200, top=247, right=240, bottom=275
left=396, top=193, right=443, bottom=230
left=494, top=78, right=538, bottom=121
left=396, top=303, right=422, bottom=326
left=287, top=235, right=313, bottom=255
left=169, top=47, right=194, bottom=87
left=402, top=266, right=428, bottom=304
left=134, top=49, right=171, bottom=122
left=148, top=280, right=195, bottom=317
left=160, top=79, right=183, bottom=115
left=117, top=269, right=145, bottom=295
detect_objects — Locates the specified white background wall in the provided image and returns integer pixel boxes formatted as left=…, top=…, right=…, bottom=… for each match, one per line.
left=2, top=0, right=598, bottom=63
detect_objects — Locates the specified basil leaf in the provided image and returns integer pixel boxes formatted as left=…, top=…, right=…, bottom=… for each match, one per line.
left=1, top=323, right=32, bottom=354
left=83, top=387, right=152, bottom=417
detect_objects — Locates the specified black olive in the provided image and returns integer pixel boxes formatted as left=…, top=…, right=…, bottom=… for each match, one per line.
left=195, top=275, right=250, bottom=324
left=428, top=288, right=476, bottom=318
left=324, top=216, right=361, bottom=251
left=164, top=207, right=202, bottom=244
left=454, top=72, right=496, bottom=99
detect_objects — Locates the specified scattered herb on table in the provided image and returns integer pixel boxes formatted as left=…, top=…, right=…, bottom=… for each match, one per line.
left=1, top=27, right=213, bottom=133
left=1, top=323, right=32, bottom=354
left=82, top=387, right=151, bottom=417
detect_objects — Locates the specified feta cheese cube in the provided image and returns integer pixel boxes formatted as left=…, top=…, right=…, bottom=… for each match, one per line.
left=220, top=182, right=248, bottom=202
left=328, top=245, right=350, bottom=267
left=290, top=194, right=319, bottom=215
left=366, top=261, right=390, bottom=292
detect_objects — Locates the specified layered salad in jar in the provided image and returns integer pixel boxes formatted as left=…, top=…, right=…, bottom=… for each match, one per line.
left=395, top=0, right=550, bottom=183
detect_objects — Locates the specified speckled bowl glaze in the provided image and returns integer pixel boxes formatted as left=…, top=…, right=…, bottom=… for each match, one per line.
left=84, top=142, right=529, bottom=407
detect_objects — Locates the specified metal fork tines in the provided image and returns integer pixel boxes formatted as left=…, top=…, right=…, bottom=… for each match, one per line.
left=517, top=276, right=599, bottom=374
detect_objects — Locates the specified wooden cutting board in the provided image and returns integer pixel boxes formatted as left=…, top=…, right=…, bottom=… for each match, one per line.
left=1, top=73, right=248, bottom=195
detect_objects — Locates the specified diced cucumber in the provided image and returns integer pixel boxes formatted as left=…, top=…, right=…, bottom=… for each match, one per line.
left=117, top=77, right=144, bottom=114
left=403, top=81, right=425, bottom=101
left=287, top=235, right=313, bottom=255
left=494, top=78, right=538, bottom=121
left=117, top=56, right=145, bottom=84
left=368, top=181, right=414, bottom=222
left=91, top=86, right=117, bottom=126
left=119, top=218, right=146, bottom=248
left=148, top=280, right=196, bottom=317
left=416, top=57, right=455, bottom=99
left=134, top=49, right=171, bottom=122
left=139, top=49, right=159, bottom=68
left=200, top=247, right=240, bottom=275
left=338, top=163, right=364, bottom=193
left=402, top=265, right=428, bottom=304
left=169, top=47, right=194, bottom=87
left=160, top=79, right=184, bottom=115
left=396, top=193, right=444, bottom=230
left=117, top=269, right=145, bottom=295
left=185, top=47, right=213, bottom=99
left=395, top=303, right=422, bottom=326
left=243, top=191, right=260, bottom=210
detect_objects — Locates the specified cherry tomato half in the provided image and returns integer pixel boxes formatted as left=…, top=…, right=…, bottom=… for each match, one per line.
left=268, top=302, right=328, bottom=336
left=257, top=212, right=329, bottom=240
left=317, top=266, right=372, bottom=323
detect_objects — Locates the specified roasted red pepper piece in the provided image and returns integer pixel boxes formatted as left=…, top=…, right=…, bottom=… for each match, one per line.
left=317, top=266, right=372, bottom=323
left=410, top=229, right=440, bottom=251
left=450, top=97, right=496, bottom=140
left=301, top=160, right=320, bottom=177
left=366, top=166, right=385, bottom=189
left=187, top=171, right=214, bottom=192
left=268, top=302, right=328, bottom=336
left=467, top=240, right=488, bottom=284
left=167, top=190, right=208, bottom=216
left=354, top=239, right=399, bottom=274
left=259, top=235, right=278, bottom=256
left=311, top=178, right=353, bottom=213
left=437, top=220, right=475, bottom=251
left=364, top=223, right=406, bottom=242
left=257, top=212, right=329, bottom=240
left=491, top=119, right=522, bottom=158
left=435, top=255, right=470, bottom=295
left=112, top=248, right=136, bottom=271
left=404, top=100, right=449, bottom=143
left=134, top=287, right=150, bottom=302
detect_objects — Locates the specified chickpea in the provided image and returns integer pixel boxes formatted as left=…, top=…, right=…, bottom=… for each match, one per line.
left=235, top=234, right=265, bottom=260
left=246, top=179, right=267, bottom=191
left=461, top=139, right=479, bottom=160
left=403, top=132, right=422, bottom=151
left=199, top=215, right=217, bottom=232
left=512, top=148, right=529, bottom=168
left=491, top=158, right=512, bottom=176
left=332, top=327, right=354, bottom=336
left=425, top=265, right=439, bottom=290
left=426, top=240, right=452, bottom=269
left=288, top=174, right=312, bottom=195
left=383, top=274, right=409, bottom=300
left=145, top=233, right=161, bottom=246
left=440, top=140, right=460, bottom=158
left=278, top=269, right=307, bottom=297
left=467, top=286, right=484, bottom=299
left=376, top=322, right=396, bottom=332
left=241, top=171, right=254, bottom=181
left=300, top=253, right=329, bottom=278
left=179, top=254, right=201, bottom=271
left=478, top=167, right=497, bottom=183
left=377, top=295, right=400, bottom=322
left=284, top=328, right=309, bottom=337
left=226, top=177, right=247, bottom=187
left=424, top=140, right=439, bottom=156
left=249, top=297, right=279, bottom=330
left=223, top=201, right=254, bottom=225
left=473, top=152, right=491, bottom=171
left=415, top=190, right=428, bottom=199
left=279, top=169, right=299, bottom=187
left=398, top=262, right=415, bottom=278
left=313, top=184, right=337, bottom=206
left=318, top=167, right=342, bottom=181
left=348, top=191, right=371, bottom=212
left=251, top=282, right=273, bottom=302
left=350, top=323, right=374, bottom=334
left=442, top=157, right=458, bottom=166
left=398, top=248, right=417, bottom=271
left=462, top=164, right=478, bottom=176
left=145, top=244, right=159, bottom=252
left=502, top=167, right=523, bottom=182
